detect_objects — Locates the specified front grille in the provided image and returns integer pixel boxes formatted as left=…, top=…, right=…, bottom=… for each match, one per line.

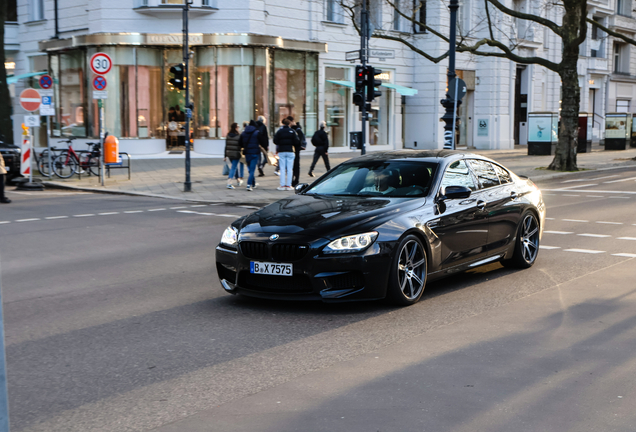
left=322, top=272, right=366, bottom=290
left=271, top=244, right=309, bottom=262
left=240, top=242, right=269, bottom=260
left=238, top=272, right=313, bottom=294
left=217, top=264, right=237, bottom=284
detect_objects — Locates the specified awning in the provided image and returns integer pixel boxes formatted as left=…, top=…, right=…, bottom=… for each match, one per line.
left=326, top=80, right=354, bottom=88
left=7, top=72, right=47, bottom=85
left=381, top=82, right=418, bottom=96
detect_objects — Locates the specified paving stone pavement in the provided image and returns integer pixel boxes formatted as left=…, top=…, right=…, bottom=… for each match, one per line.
left=38, top=146, right=636, bottom=205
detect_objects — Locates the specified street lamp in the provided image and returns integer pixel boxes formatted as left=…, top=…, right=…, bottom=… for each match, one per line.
left=440, top=0, right=460, bottom=150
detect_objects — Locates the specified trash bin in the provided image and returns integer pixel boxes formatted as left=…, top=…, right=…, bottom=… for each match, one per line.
left=578, top=112, right=592, bottom=153
left=527, top=112, right=558, bottom=155
left=103, top=135, right=120, bottom=163
left=605, top=113, right=631, bottom=150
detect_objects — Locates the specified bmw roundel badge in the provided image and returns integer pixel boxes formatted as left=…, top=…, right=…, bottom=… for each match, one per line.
left=269, top=234, right=279, bottom=241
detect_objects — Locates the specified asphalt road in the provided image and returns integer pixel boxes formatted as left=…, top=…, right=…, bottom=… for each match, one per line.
left=1, top=166, right=636, bottom=432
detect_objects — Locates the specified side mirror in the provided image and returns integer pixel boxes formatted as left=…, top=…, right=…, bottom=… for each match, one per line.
left=295, top=183, right=309, bottom=194
left=439, top=185, right=472, bottom=201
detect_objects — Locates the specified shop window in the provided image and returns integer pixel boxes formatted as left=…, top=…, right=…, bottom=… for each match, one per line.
left=136, top=49, right=164, bottom=139
left=324, top=67, right=349, bottom=148
left=616, top=100, right=630, bottom=113
left=305, top=54, right=318, bottom=137
left=369, top=86, right=390, bottom=146
left=58, top=51, right=86, bottom=137
left=218, top=48, right=254, bottom=137
left=274, top=51, right=306, bottom=128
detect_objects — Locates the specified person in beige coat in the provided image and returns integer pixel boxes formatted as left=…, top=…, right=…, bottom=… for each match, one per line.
left=0, top=154, right=10, bottom=204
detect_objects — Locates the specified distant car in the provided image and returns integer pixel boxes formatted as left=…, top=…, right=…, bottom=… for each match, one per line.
left=216, top=150, right=546, bottom=305
left=0, top=141, right=21, bottom=182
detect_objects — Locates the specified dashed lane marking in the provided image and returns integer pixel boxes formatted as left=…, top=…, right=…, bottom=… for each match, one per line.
left=170, top=206, right=187, bottom=209
left=545, top=217, right=555, bottom=220
left=97, top=212, right=119, bottom=215
left=177, top=210, right=239, bottom=218
left=544, top=231, right=573, bottom=235
left=609, top=196, right=630, bottom=199
left=578, top=233, right=612, bottom=238
left=0, top=221, right=10, bottom=225
left=16, top=218, right=40, bottom=222
left=603, top=176, right=636, bottom=184
left=45, top=216, right=68, bottom=220
left=563, top=249, right=605, bottom=254
left=190, top=205, right=207, bottom=208
left=563, top=219, right=589, bottom=223
left=618, top=237, right=636, bottom=241
left=596, top=221, right=623, bottom=225
left=73, top=214, right=95, bottom=217
left=543, top=189, right=636, bottom=195
left=586, top=195, right=605, bottom=198
left=124, top=210, right=143, bottom=214
left=147, top=208, right=166, bottom=212
left=613, top=253, right=636, bottom=258
left=539, top=245, right=561, bottom=249
left=563, top=194, right=580, bottom=197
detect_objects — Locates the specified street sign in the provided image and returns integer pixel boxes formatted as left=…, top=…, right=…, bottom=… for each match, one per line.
left=19, top=88, right=41, bottom=112
left=39, top=74, right=53, bottom=89
left=448, top=78, right=467, bottom=101
left=93, top=75, right=107, bottom=91
left=346, top=50, right=360, bottom=61
left=90, top=52, right=112, bottom=75
left=93, top=90, right=108, bottom=99
left=24, top=115, right=39, bottom=127
left=369, top=49, right=395, bottom=59
left=41, top=96, right=55, bottom=116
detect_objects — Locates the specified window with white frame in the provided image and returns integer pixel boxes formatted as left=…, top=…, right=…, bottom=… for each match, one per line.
left=29, top=0, right=45, bottom=21
left=617, top=0, right=631, bottom=17
left=326, top=0, right=345, bottom=23
left=616, top=100, right=630, bottom=112
left=590, top=18, right=605, bottom=58
left=413, top=0, right=426, bottom=33
left=512, top=0, right=528, bottom=40
left=369, top=0, right=382, bottom=29
left=613, top=42, right=629, bottom=73
left=393, top=0, right=402, bottom=31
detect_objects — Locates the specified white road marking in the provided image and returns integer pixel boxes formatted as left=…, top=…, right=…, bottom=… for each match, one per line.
left=608, top=196, right=630, bottom=199
left=543, top=189, right=636, bottom=195
left=539, top=245, right=561, bottom=249
left=0, top=221, right=11, bottom=224
left=544, top=231, right=573, bottom=235
left=170, top=206, right=187, bottom=209
left=563, top=194, right=580, bottom=197
left=613, top=253, right=636, bottom=258
left=578, top=233, right=611, bottom=238
left=564, top=249, right=605, bottom=254
left=596, top=221, right=623, bottom=225
left=589, top=175, right=619, bottom=181
left=545, top=217, right=555, bottom=220
left=563, top=219, right=589, bottom=223
left=98, top=212, right=119, bottom=215
left=586, top=195, right=605, bottom=198
left=190, top=205, right=207, bottom=208
left=617, top=237, right=636, bottom=241
left=45, top=216, right=69, bottom=220
left=603, top=176, right=636, bottom=184
left=16, top=218, right=40, bottom=222
left=238, top=205, right=261, bottom=209
left=177, top=210, right=239, bottom=218
left=73, top=214, right=95, bottom=217
left=560, top=184, right=597, bottom=190
left=124, top=210, right=143, bottom=214
left=147, top=208, right=166, bottom=212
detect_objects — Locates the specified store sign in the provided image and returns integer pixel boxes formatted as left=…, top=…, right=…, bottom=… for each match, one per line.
left=477, top=119, right=489, bottom=136
left=148, top=34, right=203, bottom=44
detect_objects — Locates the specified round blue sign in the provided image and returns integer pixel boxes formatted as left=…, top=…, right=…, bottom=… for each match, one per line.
left=93, top=76, right=107, bottom=91
left=39, top=75, right=53, bottom=89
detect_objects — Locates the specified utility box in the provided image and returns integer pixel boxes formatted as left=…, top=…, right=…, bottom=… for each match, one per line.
left=578, top=112, right=592, bottom=153
left=527, top=112, right=558, bottom=155
left=605, top=113, right=631, bottom=150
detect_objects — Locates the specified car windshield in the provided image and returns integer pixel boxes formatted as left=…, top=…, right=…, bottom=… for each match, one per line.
left=303, top=161, right=438, bottom=197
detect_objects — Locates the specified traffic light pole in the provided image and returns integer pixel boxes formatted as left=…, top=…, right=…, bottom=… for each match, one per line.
left=183, top=1, right=192, bottom=192
left=441, top=0, right=459, bottom=150
left=360, top=0, right=368, bottom=155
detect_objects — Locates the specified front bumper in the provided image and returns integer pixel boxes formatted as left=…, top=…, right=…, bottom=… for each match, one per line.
left=215, top=234, right=394, bottom=302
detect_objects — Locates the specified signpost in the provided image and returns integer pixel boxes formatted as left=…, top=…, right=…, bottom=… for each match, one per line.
left=90, top=52, right=112, bottom=75
left=18, top=89, right=44, bottom=189
left=92, top=76, right=108, bottom=99
left=19, top=88, right=41, bottom=112
left=39, top=74, right=53, bottom=90
left=90, top=54, right=111, bottom=186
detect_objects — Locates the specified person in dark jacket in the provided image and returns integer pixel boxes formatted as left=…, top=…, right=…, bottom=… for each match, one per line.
left=239, top=120, right=261, bottom=191
left=273, top=118, right=300, bottom=190
left=308, top=121, right=330, bottom=177
left=287, top=116, right=306, bottom=187
left=224, top=123, right=244, bottom=189
left=256, top=115, right=269, bottom=177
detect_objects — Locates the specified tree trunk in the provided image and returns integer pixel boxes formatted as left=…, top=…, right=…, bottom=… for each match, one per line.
left=0, top=1, right=13, bottom=144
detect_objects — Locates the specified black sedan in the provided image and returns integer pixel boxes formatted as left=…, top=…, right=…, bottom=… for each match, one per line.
left=0, top=142, right=21, bottom=182
left=215, top=150, right=546, bottom=305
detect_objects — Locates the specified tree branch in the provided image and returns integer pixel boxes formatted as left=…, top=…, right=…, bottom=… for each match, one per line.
left=384, top=0, right=449, bottom=43
left=487, top=0, right=562, bottom=37
left=587, top=16, right=636, bottom=45
left=458, top=38, right=561, bottom=71
left=373, top=33, right=450, bottom=63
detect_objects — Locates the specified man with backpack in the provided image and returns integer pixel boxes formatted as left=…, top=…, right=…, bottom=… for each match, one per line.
left=308, top=121, right=330, bottom=177
left=239, top=120, right=261, bottom=191
left=287, top=116, right=306, bottom=187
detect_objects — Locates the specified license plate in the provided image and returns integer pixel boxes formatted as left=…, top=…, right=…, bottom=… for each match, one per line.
left=250, top=261, right=293, bottom=276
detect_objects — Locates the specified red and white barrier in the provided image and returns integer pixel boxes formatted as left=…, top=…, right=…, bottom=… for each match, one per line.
left=20, top=136, right=32, bottom=177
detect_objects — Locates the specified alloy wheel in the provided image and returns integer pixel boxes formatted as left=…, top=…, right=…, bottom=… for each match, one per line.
left=520, top=214, right=539, bottom=264
left=397, top=240, right=426, bottom=300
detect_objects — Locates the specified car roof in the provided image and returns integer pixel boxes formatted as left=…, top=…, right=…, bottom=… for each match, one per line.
left=346, top=149, right=486, bottom=164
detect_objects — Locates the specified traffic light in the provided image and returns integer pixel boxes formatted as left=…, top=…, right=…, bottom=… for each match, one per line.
left=169, top=64, right=185, bottom=90
left=365, top=66, right=382, bottom=102
left=353, top=65, right=365, bottom=110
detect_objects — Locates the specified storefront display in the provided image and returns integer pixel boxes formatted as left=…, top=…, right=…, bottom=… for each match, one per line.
left=605, top=113, right=632, bottom=150
left=527, top=112, right=558, bottom=155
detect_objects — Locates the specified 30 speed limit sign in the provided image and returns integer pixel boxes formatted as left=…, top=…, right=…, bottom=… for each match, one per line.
left=90, top=52, right=112, bottom=75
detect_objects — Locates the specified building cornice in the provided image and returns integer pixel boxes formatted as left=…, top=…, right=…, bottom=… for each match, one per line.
left=38, top=32, right=328, bottom=53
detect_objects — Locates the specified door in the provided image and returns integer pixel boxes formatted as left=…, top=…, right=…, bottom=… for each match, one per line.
left=432, top=159, right=489, bottom=269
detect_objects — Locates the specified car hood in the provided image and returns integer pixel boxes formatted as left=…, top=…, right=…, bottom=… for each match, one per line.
left=238, top=194, right=425, bottom=238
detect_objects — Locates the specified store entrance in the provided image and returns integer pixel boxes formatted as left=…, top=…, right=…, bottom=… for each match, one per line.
left=166, top=50, right=188, bottom=150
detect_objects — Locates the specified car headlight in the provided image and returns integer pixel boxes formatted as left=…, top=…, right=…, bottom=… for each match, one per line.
left=221, top=226, right=238, bottom=248
left=323, top=231, right=378, bottom=254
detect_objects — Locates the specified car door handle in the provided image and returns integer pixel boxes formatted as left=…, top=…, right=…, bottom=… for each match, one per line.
left=476, top=200, right=487, bottom=210
left=510, top=191, right=519, bottom=200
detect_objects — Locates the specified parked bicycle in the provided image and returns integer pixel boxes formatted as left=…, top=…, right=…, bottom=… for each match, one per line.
left=52, top=139, right=102, bottom=179
left=35, top=138, right=73, bottom=176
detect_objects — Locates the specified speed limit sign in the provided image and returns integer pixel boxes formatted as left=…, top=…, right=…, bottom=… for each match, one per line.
left=90, top=52, right=112, bottom=75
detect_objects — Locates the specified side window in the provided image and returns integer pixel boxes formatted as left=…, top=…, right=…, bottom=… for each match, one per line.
left=467, top=160, right=501, bottom=189
left=440, top=160, right=477, bottom=192
left=493, top=164, right=513, bottom=184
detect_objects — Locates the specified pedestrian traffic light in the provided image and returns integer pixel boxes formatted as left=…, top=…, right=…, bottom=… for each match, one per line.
left=169, top=64, right=185, bottom=90
left=365, top=66, right=382, bottom=102
left=353, top=65, right=365, bottom=110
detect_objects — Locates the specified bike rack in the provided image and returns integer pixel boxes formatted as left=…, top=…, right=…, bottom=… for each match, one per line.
left=105, top=152, right=132, bottom=180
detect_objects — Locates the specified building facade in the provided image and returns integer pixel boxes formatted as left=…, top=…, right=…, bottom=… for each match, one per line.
left=4, top=0, right=636, bottom=155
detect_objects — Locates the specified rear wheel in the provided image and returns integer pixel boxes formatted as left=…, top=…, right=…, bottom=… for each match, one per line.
left=87, top=155, right=100, bottom=176
left=386, top=235, right=427, bottom=306
left=37, top=150, right=51, bottom=176
left=52, top=152, right=78, bottom=179
left=501, top=212, right=540, bottom=269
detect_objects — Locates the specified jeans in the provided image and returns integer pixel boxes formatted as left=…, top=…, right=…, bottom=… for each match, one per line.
left=228, top=159, right=244, bottom=181
left=310, top=147, right=331, bottom=172
left=245, top=154, right=259, bottom=187
left=278, top=152, right=295, bottom=187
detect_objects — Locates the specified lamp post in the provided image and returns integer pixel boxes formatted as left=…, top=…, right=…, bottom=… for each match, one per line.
left=183, top=0, right=193, bottom=192
left=441, top=0, right=460, bottom=150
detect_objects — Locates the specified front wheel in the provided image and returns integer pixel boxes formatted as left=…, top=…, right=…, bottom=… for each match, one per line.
left=501, top=212, right=540, bottom=269
left=52, top=152, right=78, bottom=179
left=87, top=155, right=100, bottom=176
left=386, top=235, right=427, bottom=306
left=37, top=150, right=51, bottom=176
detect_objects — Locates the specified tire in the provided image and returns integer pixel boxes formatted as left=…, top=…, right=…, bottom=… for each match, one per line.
left=501, top=211, right=540, bottom=269
left=386, top=234, right=427, bottom=306
left=52, top=152, right=78, bottom=179
left=87, top=155, right=100, bottom=176
left=37, top=150, right=51, bottom=176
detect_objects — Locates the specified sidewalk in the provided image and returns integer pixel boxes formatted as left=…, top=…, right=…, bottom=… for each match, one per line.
left=40, top=145, right=636, bottom=205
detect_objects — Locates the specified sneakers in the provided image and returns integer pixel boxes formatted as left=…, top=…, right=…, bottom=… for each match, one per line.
left=308, top=171, right=315, bottom=177
left=226, top=184, right=235, bottom=189
left=277, top=186, right=287, bottom=191
left=0, top=198, right=10, bottom=204
left=286, top=186, right=295, bottom=191
left=274, top=170, right=280, bottom=176
left=246, top=185, right=253, bottom=192
left=252, top=183, right=258, bottom=189
left=237, top=178, right=244, bottom=186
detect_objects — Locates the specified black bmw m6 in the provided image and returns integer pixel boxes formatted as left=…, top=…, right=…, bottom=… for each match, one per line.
left=216, top=150, right=546, bottom=305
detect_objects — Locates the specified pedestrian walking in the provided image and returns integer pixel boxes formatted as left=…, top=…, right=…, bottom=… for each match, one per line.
left=0, top=153, right=10, bottom=204
left=287, top=116, right=306, bottom=187
left=256, top=115, right=269, bottom=177
left=308, top=121, right=331, bottom=177
left=239, top=120, right=261, bottom=191
left=273, top=118, right=300, bottom=190
left=224, top=123, right=244, bottom=189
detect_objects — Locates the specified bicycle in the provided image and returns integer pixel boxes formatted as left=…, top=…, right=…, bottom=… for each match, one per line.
left=36, top=137, right=75, bottom=176
left=52, top=139, right=102, bottom=179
